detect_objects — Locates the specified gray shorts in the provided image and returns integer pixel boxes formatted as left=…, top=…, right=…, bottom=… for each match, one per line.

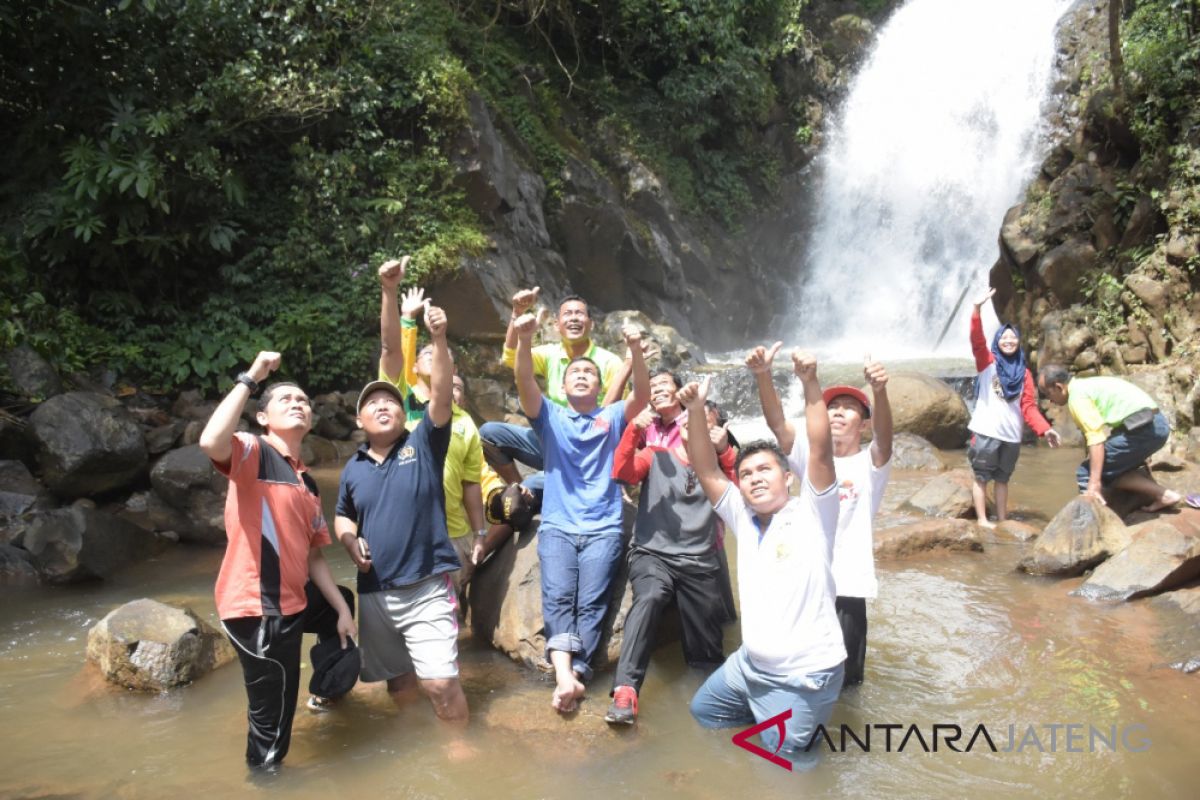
left=968, top=433, right=1021, bottom=483
left=359, top=573, right=460, bottom=682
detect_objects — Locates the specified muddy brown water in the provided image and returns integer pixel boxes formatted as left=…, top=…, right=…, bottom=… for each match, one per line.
left=2, top=447, right=1198, bottom=798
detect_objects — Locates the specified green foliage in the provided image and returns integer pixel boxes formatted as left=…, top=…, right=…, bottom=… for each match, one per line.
left=1123, top=0, right=1200, bottom=151
left=1077, top=269, right=1127, bottom=334
left=1, top=0, right=485, bottom=392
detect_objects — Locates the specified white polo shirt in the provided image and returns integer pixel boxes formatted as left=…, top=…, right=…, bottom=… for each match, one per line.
left=788, top=434, right=891, bottom=599
left=714, top=480, right=846, bottom=676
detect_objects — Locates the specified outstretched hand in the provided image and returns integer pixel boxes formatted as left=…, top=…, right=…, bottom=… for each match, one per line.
left=863, top=353, right=888, bottom=392
left=400, top=286, right=427, bottom=319
left=511, top=287, right=540, bottom=316
left=1045, top=428, right=1062, bottom=448
left=513, top=312, right=539, bottom=339
left=745, top=341, right=783, bottom=375
left=792, top=349, right=818, bottom=382
left=378, top=256, right=409, bottom=289
left=677, top=376, right=711, bottom=412
left=973, top=287, right=996, bottom=309
left=425, top=304, right=447, bottom=338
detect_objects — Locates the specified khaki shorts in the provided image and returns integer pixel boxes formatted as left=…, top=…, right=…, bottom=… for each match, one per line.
left=359, top=573, right=460, bottom=681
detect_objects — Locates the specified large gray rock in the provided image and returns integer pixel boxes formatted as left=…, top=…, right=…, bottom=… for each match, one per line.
left=0, top=413, right=35, bottom=467
left=902, top=468, right=975, bottom=518
left=147, top=445, right=228, bottom=544
left=0, top=460, right=51, bottom=518
left=1016, top=497, right=1130, bottom=576
left=21, top=505, right=167, bottom=583
left=1038, top=238, right=1096, bottom=306
left=86, top=599, right=235, bottom=691
left=28, top=392, right=148, bottom=497
left=3, top=344, right=63, bottom=400
left=150, top=445, right=224, bottom=507
left=885, top=373, right=970, bottom=449
left=1075, top=514, right=1200, bottom=601
left=873, top=518, right=985, bottom=559
left=0, top=543, right=39, bottom=585
left=889, top=433, right=946, bottom=471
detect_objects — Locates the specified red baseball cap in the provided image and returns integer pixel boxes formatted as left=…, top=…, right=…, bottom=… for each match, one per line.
left=822, top=386, right=871, bottom=418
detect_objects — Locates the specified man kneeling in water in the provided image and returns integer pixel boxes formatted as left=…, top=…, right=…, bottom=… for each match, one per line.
left=684, top=351, right=845, bottom=769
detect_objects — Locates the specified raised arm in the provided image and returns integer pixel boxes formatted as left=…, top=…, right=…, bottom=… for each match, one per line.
left=623, top=323, right=650, bottom=422
left=864, top=356, right=893, bottom=468
left=746, top=341, right=795, bottom=452
left=199, top=351, right=280, bottom=467
left=501, top=287, right=540, bottom=368
left=512, top=312, right=544, bottom=420
left=970, top=287, right=995, bottom=372
left=399, top=285, right=426, bottom=388
left=378, top=257, right=408, bottom=382
left=680, top=377, right=729, bottom=506
left=425, top=303, right=452, bottom=427
left=793, top=350, right=835, bottom=493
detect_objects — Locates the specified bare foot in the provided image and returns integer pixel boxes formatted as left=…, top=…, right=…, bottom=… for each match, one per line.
left=444, top=738, right=478, bottom=762
left=977, top=519, right=996, bottom=530
left=1141, top=490, right=1182, bottom=513
left=552, top=675, right=585, bottom=713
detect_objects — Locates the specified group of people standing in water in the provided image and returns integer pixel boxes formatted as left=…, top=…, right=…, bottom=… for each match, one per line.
left=198, top=258, right=1180, bottom=770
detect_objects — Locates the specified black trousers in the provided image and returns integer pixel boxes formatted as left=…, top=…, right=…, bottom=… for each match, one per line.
left=222, top=583, right=354, bottom=767
left=612, top=550, right=725, bottom=693
left=836, top=595, right=867, bottom=686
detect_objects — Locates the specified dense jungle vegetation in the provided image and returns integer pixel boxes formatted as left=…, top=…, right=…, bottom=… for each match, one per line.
left=1, top=0, right=1197, bottom=394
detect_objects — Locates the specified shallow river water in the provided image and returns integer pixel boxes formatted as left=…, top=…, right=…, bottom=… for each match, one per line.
left=3, top=447, right=1198, bottom=799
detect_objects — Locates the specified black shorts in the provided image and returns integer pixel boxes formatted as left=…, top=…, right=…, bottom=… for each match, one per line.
left=968, top=433, right=1020, bottom=483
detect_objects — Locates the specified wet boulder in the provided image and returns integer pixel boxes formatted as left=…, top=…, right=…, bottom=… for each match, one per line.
left=3, top=344, right=63, bottom=400
left=145, top=446, right=227, bottom=546
left=1075, top=513, right=1200, bottom=601
left=902, top=468, right=975, bottom=518
left=86, top=599, right=235, bottom=691
left=994, top=519, right=1041, bottom=542
left=885, top=373, right=970, bottom=449
left=0, top=543, right=39, bottom=586
left=0, top=460, right=52, bottom=519
left=300, top=434, right=338, bottom=466
left=889, top=433, right=945, bottom=471
left=1016, top=497, right=1129, bottom=576
left=144, top=422, right=184, bottom=455
left=28, top=392, right=148, bottom=498
left=873, top=517, right=985, bottom=559
left=22, top=505, right=167, bottom=583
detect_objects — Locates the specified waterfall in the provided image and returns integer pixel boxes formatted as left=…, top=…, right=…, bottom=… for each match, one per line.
left=793, top=0, right=1072, bottom=359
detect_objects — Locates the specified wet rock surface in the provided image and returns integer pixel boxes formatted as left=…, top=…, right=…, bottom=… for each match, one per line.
left=1016, top=497, right=1129, bottom=577
left=29, top=392, right=148, bottom=498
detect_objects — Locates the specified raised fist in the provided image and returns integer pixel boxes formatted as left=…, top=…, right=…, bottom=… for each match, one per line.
left=425, top=304, right=447, bottom=338
left=249, top=351, right=282, bottom=383
left=792, top=349, right=817, bottom=381
left=378, top=256, right=409, bottom=289
left=511, top=287, right=540, bottom=316
left=677, top=376, right=711, bottom=411
left=631, top=407, right=656, bottom=431
left=513, top=312, right=539, bottom=339
left=745, top=341, right=782, bottom=375
left=863, top=355, right=888, bottom=392
left=622, top=323, right=643, bottom=350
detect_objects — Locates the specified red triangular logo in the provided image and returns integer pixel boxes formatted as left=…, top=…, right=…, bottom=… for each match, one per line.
left=731, top=709, right=793, bottom=771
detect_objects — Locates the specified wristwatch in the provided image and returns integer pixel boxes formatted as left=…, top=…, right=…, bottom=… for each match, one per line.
left=475, top=528, right=488, bottom=538
left=235, top=372, right=260, bottom=394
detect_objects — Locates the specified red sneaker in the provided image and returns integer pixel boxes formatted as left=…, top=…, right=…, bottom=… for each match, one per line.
left=605, top=685, right=638, bottom=725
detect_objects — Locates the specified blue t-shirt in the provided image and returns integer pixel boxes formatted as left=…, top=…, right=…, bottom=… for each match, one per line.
left=532, top=397, right=627, bottom=536
left=336, top=416, right=458, bottom=593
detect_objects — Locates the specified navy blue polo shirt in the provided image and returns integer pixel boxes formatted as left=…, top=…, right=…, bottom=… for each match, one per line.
left=335, top=415, right=458, bottom=594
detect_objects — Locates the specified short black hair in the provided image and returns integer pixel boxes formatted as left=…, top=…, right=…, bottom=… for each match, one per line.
left=704, top=399, right=727, bottom=427
left=257, top=381, right=306, bottom=413
left=564, top=356, right=600, bottom=380
left=648, top=367, right=682, bottom=390
left=734, top=440, right=789, bottom=474
left=1039, top=363, right=1070, bottom=387
left=558, top=294, right=590, bottom=317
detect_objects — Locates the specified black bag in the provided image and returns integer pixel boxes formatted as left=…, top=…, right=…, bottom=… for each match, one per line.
left=1118, top=407, right=1155, bottom=432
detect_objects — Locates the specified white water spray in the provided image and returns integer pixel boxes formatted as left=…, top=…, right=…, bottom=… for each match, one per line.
left=793, top=0, right=1072, bottom=358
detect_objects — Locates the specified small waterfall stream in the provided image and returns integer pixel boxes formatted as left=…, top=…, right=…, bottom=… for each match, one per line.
left=792, top=0, right=1073, bottom=359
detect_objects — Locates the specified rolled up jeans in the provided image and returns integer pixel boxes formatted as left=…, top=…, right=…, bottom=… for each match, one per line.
left=480, top=421, right=543, bottom=471
left=690, top=646, right=844, bottom=770
left=1076, top=411, right=1170, bottom=490
left=537, top=527, right=623, bottom=682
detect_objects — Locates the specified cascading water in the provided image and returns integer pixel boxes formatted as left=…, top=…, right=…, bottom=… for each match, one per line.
left=793, top=0, right=1073, bottom=359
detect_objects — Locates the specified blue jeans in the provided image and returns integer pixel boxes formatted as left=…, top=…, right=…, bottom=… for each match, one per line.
left=480, top=421, right=543, bottom=471
left=537, top=527, right=623, bottom=682
left=691, top=646, right=844, bottom=771
left=1076, top=411, right=1170, bottom=490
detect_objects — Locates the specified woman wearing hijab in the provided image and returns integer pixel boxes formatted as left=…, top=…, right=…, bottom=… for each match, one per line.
left=966, top=288, right=1061, bottom=527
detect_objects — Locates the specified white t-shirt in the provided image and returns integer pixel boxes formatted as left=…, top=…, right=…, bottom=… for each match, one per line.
left=787, top=433, right=891, bottom=599
left=968, top=362, right=1024, bottom=443
left=714, top=481, right=845, bottom=676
